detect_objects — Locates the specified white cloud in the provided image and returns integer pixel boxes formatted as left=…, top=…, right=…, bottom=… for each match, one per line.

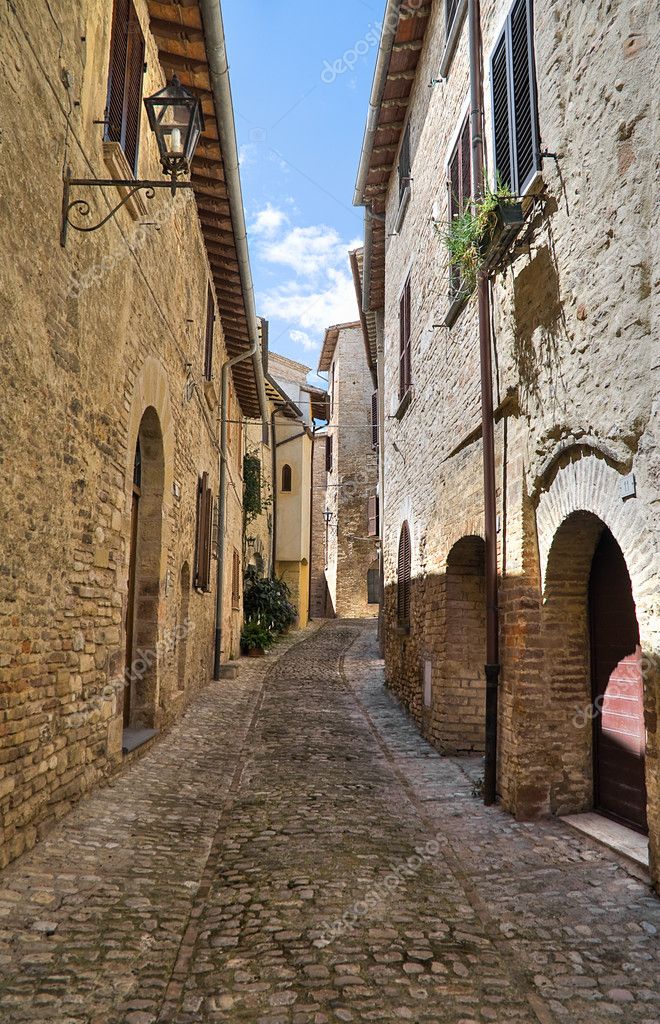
left=263, top=267, right=359, bottom=335
left=261, top=225, right=352, bottom=277
left=238, top=143, right=257, bottom=168
left=251, top=204, right=288, bottom=237
left=290, top=329, right=320, bottom=353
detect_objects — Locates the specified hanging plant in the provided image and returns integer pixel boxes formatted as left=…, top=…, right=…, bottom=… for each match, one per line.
left=442, top=179, right=522, bottom=296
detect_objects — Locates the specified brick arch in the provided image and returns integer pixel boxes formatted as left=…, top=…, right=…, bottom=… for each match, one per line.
left=536, top=449, right=659, bottom=888
left=535, top=447, right=657, bottom=636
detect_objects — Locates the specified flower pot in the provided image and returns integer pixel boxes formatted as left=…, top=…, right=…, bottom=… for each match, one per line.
left=480, top=201, right=525, bottom=274
left=247, top=647, right=265, bottom=658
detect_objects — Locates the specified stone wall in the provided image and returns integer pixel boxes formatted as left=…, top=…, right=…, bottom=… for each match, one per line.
left=0, top=0, right=246, bottom=868
left=375, top=0, right=659, bottom=887
left=325, top=326, right=379, bottom=619
left=309, top=430, right=332, bottom=618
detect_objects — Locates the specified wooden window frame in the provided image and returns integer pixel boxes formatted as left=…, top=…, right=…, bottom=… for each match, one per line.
left=105, top=0, right=145, bottom=175
left=367, top=495, right=380, bottom=538
left=397, top=521, right=412, bottom=629
left=399, top=276, right=412, bottom=400
left=448, top=115, right=472, bottom=297
left=325, top=435, right=334, bottom=473
left=194, top=472, right=213, bottom=593
left=231, top=548, right=241, bottom=610
left=371, top=391, right=379, bottom=451
left=398, top=122, right=412, bottom=204
left=204, top=283, right=215, bottom=381
left=490, top=0, right=540, bottom=196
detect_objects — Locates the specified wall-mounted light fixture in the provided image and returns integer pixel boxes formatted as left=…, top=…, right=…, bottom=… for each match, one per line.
left=61, top=75, right=204, bottom=246
left=323, top=509, right=334, bottom=526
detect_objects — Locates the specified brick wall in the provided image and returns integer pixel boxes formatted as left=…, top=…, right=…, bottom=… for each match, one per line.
left=373, top=0, right=659, bottom=888
left=0, top=0, right=245, bottom=868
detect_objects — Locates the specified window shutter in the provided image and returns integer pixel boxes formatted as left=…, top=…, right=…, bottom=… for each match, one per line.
left=398, top=123, right=411, bottom=202
left=491, top=33, right=513, bottom=190
left=325, top=435, right=333, bottom=473
left=399, top=278, right=411, bottom=398
left=123, top=4, right=145, bottom=174
left=367, top=496, right=379, bottom=538
left=371, top=391, right=379, bottom=450
left=397, top=522, right=411, bottom=626
left=106, top=0, right=144, bottom=174
left=194, top=473, right=213, bottom=592
left=460, top=117, right=472, bottom=209
left=491, top=0, right=539, bottom=194
left=510, top=0, right=539, bottom=193
left=204, top=283, right=215, bottom=380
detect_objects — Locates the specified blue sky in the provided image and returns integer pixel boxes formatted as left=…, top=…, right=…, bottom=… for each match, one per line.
left=223, top=1, right=382, bottom=380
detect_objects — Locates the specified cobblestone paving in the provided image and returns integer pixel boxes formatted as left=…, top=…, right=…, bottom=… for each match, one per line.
left=0, top=621, right=658, bottom=1024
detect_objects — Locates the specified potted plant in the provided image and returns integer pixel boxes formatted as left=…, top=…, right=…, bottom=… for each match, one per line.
left=443, top=180, right=524, bottom=295
left=240, top=620, right=275, bottom=658
left=243, top=567, right=297, bottom=636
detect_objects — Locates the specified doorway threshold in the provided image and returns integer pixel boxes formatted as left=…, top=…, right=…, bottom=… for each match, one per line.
left=561, top=812, right=649, bottom=870
left=122, top=728, right=158, bottom=756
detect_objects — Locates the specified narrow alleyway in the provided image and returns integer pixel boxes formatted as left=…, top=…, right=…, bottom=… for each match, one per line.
left=0, top=623, right=657, bottom=1024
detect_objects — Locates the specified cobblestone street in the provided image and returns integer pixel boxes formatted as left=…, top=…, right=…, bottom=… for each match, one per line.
left=0, top=621, right=658, bottom=1024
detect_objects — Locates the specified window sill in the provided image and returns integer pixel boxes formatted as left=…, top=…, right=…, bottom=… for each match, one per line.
left=393, top=185, right=411, bottom=235
left=102, top=142, right=147, bottom=221
left=203, top=378, right=218, bottom=410
left=439, top=0, right=468, bottom=78
left=395, top=624, right=410, bottom=636
left=443, top=290, right=472, bottom=329
left=122, top=727, right=158, bottom=756
left=395, top=388, right=413, bottom=421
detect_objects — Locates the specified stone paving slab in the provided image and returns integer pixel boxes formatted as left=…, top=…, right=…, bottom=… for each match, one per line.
left=0, top=620, right=658, bottom=1024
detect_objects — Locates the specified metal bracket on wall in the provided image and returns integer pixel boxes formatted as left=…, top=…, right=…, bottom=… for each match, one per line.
left=60, top=169, right=194, bottom=247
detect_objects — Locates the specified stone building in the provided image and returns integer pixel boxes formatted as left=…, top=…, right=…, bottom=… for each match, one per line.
left=309, top=428, right=332, bottom=619
left=354, top=0, right=659, bottom=889
left=266, top=353, right=328, bottom=627
left=317, top=323, right=380, bottom=619
left=0, top=0, right=267, bottom=869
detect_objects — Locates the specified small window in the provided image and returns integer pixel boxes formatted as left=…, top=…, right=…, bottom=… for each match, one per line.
left=367, top=495, right=380, bottom=538
left=105, top=0, right=145, bottom=175
left=371, top=391, right=379, bottom=451
left=231, top=549, right=241, bottom=610
left=194, top=472, right=213, bottom=593
left=397, top=522, right=411, bottom=628
left=490, top=0, right=540, bottom=195
left=325, top=435, right=334, bottom=473
left=204, top=283, right=215, bottom=380
left=448, top=115, right=472, bottom=296
left=367, top=561, right=380, bottom=605
left=399, top=276, right=412, bottom=399
left=398, top=122, right=411, bottom=204
left=281, top=464, right=292, bottom=492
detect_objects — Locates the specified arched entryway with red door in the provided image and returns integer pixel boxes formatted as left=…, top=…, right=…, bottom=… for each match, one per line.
left=589, top=529, right=647, bottom=831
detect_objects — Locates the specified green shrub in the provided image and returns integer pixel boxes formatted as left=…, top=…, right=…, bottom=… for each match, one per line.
left=443, top=179, right=515, bottom=295
left=241, top=620, right=276, bottom=653
left=243, top=566, right=297, bottom=634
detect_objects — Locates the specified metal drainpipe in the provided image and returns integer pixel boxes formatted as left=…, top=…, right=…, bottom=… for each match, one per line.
left=213, top=342, right=257, bottom=681
left=307, top=424, right=317, bottom=622
left=469, top=0, right=500, bottom=806
left=270, top=410, right=278, bottom=578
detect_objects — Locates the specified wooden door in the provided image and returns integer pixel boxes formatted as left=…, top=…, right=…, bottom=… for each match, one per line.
left=589, top=530, right=648, bottom=832
left=123, top=471, right=141, bottom=729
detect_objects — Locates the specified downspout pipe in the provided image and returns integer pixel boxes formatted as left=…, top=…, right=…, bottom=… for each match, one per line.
left=199, top=0, right=268, bottom=427
left=469, top=0, right=500, bottom=806
left=213, top=341, right=257, bottom=681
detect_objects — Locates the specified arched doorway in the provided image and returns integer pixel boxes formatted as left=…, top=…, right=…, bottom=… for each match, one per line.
left=589, top=529, right=647, bottom=832
left=443, top=536, right=486, bottom=754
left=123, top=407, right=165, bottom=731
left=177, top=562, right=191, bottom=691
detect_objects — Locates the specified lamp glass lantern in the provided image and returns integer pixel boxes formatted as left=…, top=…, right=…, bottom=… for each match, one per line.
left=144, top=74, right=204, bottom=179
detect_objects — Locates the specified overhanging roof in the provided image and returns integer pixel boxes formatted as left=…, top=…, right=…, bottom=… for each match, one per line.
left=317, top=322, right=362, bottom=374
left=146, top=0, right=261, bottom=418
left=353, top=1, right=432, bottom=312
left=349, top=248, right=378, bottom=387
